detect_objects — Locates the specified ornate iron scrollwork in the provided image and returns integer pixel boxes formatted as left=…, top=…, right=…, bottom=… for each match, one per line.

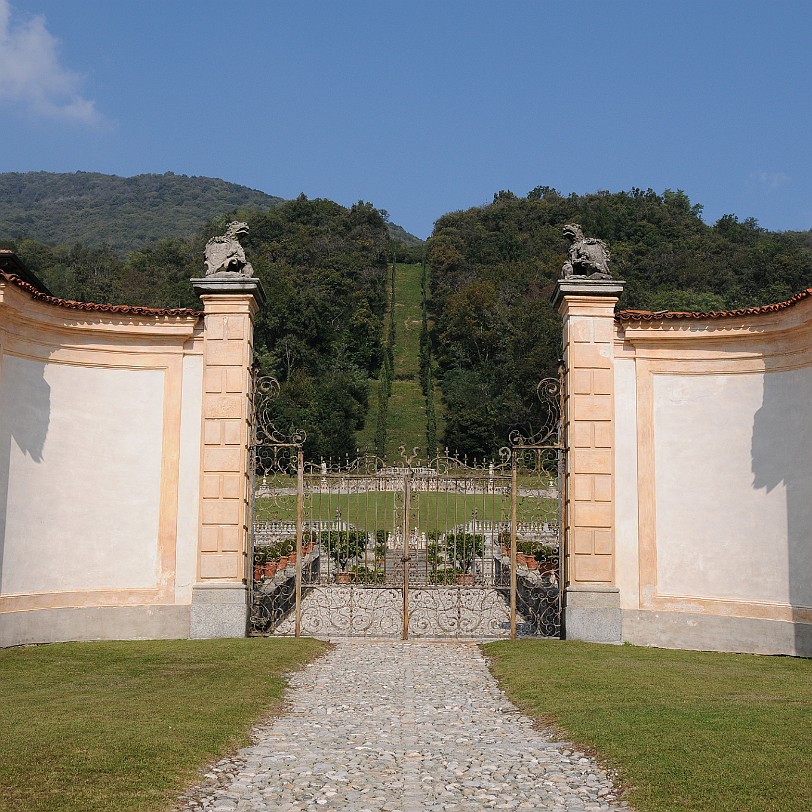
left=509, top=377, right=562, bottom=449
left=250, top=374, right=564, bottom=640
left=252, top=374, right=307, bottom=449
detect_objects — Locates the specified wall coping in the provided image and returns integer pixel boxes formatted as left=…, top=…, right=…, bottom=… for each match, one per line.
left=617, top=289, right=812, bottom=323
left=0, top=271, right=203, bottom=319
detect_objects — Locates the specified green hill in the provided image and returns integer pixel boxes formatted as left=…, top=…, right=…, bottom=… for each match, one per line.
left=386, top=222, right=424, bottom=248
left=0, top=171, right=285, bottom=252
left=0, top=171, right=423, bottom=253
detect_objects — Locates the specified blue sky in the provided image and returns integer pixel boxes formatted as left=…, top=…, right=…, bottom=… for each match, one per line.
left=1, top=0, right=810, bottom=239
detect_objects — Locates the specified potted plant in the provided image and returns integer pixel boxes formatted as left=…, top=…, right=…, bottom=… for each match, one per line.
left=444, top=532, right=484, bottom=585
left=426, top=536, right=455, bottom=584
left=321, top=529, right=368, bottom=584
left=516, top=540, right=559, bottom=574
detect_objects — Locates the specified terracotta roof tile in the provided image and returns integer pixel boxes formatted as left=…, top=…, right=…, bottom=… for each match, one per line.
left=616, top=289, right=812, bottom=322
left=0, top=272, right=202, bottom=319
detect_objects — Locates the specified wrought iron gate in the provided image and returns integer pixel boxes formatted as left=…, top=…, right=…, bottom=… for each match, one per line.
left=249, top=376, right=564, bottom=639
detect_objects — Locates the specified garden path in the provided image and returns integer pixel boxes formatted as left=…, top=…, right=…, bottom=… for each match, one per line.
left=176, top=641, right=629, bottom=812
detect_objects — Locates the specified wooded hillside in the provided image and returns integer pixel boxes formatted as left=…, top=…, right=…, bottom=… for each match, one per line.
left=427, top=187, right=812, bottom=456
left=0, top=171, right=422, bottom=254
left=0, top=172, right=284, bottom=252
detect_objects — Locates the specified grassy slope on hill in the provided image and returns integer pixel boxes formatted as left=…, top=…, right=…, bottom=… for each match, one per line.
left=354, top=374, right=382, bottom=455
left=387, top=263, right=428, bottom=459
left=356, top=263, right=442, bottom=459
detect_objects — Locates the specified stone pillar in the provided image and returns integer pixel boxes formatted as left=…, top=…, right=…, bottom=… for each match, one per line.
left=189, top=275, right=265, bottom=638
left=553, top=279, right=624, bottom=643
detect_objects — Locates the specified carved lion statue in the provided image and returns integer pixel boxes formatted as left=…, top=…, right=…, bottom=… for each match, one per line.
left=204, top=221, right=255, bottom=277
left=561, top=223, right=611, bottom=279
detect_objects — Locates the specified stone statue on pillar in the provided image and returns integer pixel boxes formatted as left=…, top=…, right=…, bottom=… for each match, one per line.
left=204, top=221, right=255, bottom=277
left=561, top=224, right=612, bottom=280
left=192, top=221, right=265, bottom=305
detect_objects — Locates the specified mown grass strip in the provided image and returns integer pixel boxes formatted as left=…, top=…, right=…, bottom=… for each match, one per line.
left=392, top=262, right=423, bottom=379
left=387, top=263, right=429, bottom=456
left=0, top=638, right=328, bottom=812
left=255, top=491, right=556, bottom=530
left=483, top=640, right=812, bottom=812
left=385, top=379, right=428, bottom=460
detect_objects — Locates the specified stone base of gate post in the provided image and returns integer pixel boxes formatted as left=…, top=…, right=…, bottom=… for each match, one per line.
left=190, top=582, right=249, bottom=639
left=563, top=584, right=621, bottom=643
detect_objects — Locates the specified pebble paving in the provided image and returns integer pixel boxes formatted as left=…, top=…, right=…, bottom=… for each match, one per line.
left=176, top=641, right=629, bottom=812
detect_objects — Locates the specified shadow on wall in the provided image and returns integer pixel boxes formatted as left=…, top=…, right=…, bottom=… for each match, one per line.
left=0, top=356, right=51, bottom=590
left=751, top=366, right=812, bottom=654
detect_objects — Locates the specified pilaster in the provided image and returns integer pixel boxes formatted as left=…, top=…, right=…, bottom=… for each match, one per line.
left=554, top=279, right=623, bottom=642
left=189, top=275, right=265, bottom=638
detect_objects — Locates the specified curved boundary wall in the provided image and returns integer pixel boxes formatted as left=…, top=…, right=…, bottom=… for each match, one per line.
left=556, top=279, right=812, bottom=657
left=0, top=261, right=261, bottom=647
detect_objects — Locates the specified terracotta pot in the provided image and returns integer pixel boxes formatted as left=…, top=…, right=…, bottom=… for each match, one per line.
left=516, top=552, right=527, bottom=565
left=454, top=573, right=475, bottom=586
left=288, top=551, right=297, bottom=564
left=265, top=562, right=278, bottom=577
left=253, top=565, right=262, bottom=582
left=335, top=571, right=352, bottom=585
left=526, top=556, right=539, bottom=570
left=278, top=556, right=289, bottom=569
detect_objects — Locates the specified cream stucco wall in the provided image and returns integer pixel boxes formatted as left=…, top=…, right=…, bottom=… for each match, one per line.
left=0, top=275, right=203, bottom=645
left=1, top=357, right=165, bottom=594
left=175, top=354, right=203, bottom=604
left=653, top=370, right=811, bottom=607
left=614, top=302, right=812, bottom=656
left=613, top=357, right=639, bottom=610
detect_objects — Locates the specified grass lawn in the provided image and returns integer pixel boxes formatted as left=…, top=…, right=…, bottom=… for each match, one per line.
left=0, top=638, right=328, bottom=812
left=255, top=489, right=559, bottom=532
left=385, top=378, right=427, bottom=460
left=392, top=262, right=423, bottom=379
left=388, top=263, right=430, bottom=457
left=483, top=640, right=812, bottom=812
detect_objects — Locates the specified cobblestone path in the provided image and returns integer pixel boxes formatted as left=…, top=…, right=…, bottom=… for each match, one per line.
left=177, top=641, right=628, bottom=812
